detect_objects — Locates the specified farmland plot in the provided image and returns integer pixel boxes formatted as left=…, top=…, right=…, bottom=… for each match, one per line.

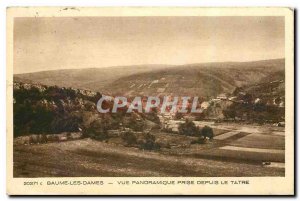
left=229, top=134, right=285, bottom=150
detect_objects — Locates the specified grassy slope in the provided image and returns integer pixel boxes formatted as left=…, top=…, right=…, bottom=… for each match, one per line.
left=105, top=59, right=284, bottom=97
left=14, top=137, right=284, bottom=177
left=13, top=65, right=175, bottom=93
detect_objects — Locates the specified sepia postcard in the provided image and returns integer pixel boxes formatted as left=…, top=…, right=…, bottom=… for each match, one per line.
left=6, top=7, right=294, bottom=195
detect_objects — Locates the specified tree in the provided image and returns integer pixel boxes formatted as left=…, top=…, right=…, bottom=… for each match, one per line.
left=139, top=133, right=160, bottom=150
left=143, top=110, right=161, bottom=124
left=194, top=112, right=205, bottom=121
left=82, top=119, right=109, bottom=140
left=124, top=115, right=145, bottom=131
left=175, top=112, right=183, bottom=120
left=178, top=120, right=199, bottom=136
left=222, top=108, right=236, bottom=120
left=242, top=93, right=253, bottom=103
left=233, top=87, right=243, bottom=96
left=122, top=131, right=137, bottom=146
left=200, top=126, right=214, bottom=139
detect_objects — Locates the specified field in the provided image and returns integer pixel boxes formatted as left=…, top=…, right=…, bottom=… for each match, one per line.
left=14, top=123, right=285, bottom=177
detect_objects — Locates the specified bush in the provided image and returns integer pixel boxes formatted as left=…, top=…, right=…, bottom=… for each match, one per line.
left=82, top=126, right=108, bottom=141
left=122, top=131, right=137, bottom=146
left=200, top=126, right=214, bottom=139
left=178, top=120, right=199, bottom=136
left=143, top=110, right=161, bottom=124
left=93, top=131, right=108, bottom=141
left=40, top=134, right=48, bottom=143
left=191, top=136, right=207, bottom=144
left=222, top=108, right=236, bottom=120
left=138, top=133, right=160, bottom=151
left=50, top=113, right=82, bottom=133
left=190, top=126, right=213, bottom=145
left=123, top=115, right=145, bottom=131
left=174, top=112, right=183, bottom=120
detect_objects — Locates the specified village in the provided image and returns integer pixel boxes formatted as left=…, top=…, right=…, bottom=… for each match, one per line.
left=13, top=79, right=286, bottom=177
left=13, top=79, right=285, bottom=148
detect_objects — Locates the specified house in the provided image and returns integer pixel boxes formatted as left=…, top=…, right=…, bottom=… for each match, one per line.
left=276, top=122, right=285, bottom=127
left=157, top=88, right=165, bottom=93
left=107, top=130, right=120, bottom=138
left=200, top=101, right=210, bottom=109
left=254, top=98, right=261, bottom=104
left=228, top=96, right=237, bottom=101
left=216, top=93, right=228, bottom=100
left=279, top=101, right=285, bottom=108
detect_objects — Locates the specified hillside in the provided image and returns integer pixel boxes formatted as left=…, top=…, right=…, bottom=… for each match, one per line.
left=13, top=82, right=158, bottom=137
left=14, top=64, right=175, bottom=92
left=14, top=59, right=284, bottom=98
left=242, top=71, right=285, bottom=98
left=105, top=59, right=285, bottom=98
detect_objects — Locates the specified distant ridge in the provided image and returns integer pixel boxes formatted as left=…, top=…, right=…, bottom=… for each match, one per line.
left=14, top=58, right=285, bottom=98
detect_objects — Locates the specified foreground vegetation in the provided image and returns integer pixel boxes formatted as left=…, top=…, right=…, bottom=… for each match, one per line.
left=14, top=137, right=284, bottom=177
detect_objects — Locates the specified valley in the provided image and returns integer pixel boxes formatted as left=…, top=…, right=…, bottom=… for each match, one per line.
left=13, top=58, right=286, bottom=177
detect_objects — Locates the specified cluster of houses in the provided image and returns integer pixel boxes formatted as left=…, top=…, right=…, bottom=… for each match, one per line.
left=156, top=90, right=286, bottom=131
left=212, top=92, right=285, bottom=108
left=106, top=127, right=148, bottom=138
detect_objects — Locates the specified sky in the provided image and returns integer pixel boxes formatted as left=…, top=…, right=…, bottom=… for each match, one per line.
left=14, top=16, right=284, bottom=74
